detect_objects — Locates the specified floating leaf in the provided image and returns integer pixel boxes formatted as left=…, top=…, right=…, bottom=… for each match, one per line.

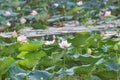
left=105, top=60, right=118, bottom=71
left=74, top=65, right=93, bottom=74
left=28, top=70, right=53, bottom=80
left=94, top=70, right=117, bottom=80
left=77, top=54, right=102, bottom=64
left=88, top=76, right=101, bottom=80
left=9, top=64, right=26, bottom=80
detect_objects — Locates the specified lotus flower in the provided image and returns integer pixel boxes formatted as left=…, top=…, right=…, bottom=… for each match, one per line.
left=5, top=11, right=11, bottom=16
left=53, top=3, right=59, bottom=7
left=76, top=1, right=83, bottom=6
left=17, top=35, right=27, bottom=43
left=31, top=10, right=38, bottom=16
left=45, top=40, right=55, bottom=45
left=104, top=11, right=111, bottom=17
left=59, top=40, right=71, bottom=48
left=20, top=18, right=26, bottom=24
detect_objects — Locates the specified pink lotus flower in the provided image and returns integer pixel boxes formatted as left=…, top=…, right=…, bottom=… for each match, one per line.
left=59, top=40, right=71, bottom=48
left=17, top=35, right=27, bottom=43
left=76, top=1, right=83, bottom=6
left=12, top=30, right=18, bottom=38
left=5, top=11, right=11, bottom=16
left=104, top=11, right=111, bottom=17
left=31, top=10, right=38, bottom=16
left=20, top=18, right=26, bottom=24
left=53, top=3, right=59, bottom=7
left=45, top=40, right=55, bottom=45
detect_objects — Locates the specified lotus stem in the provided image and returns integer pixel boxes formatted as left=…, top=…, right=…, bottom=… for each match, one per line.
left=0, top=75, right=2, bottom=80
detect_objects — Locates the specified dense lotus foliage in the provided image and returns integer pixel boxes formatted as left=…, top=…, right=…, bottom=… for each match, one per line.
left=0, top=0, right=120, bottom=31
left=0, top=32, right=120, bottom=80
left=0, top=0, right=120, bottom=80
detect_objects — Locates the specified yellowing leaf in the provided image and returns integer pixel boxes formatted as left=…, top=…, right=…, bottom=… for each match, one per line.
left=0, top=57, right=15, bottom=75
left=19, top=43, right=41, bottom=52
left=67, top=7, right=81, bottom=15
left=17, top=51, right=28, bottom=59
left=19, top=59, right=38, bottom=69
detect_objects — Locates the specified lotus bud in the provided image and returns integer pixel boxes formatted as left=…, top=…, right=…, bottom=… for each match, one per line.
left=12, top=30, right=18, bottom=38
